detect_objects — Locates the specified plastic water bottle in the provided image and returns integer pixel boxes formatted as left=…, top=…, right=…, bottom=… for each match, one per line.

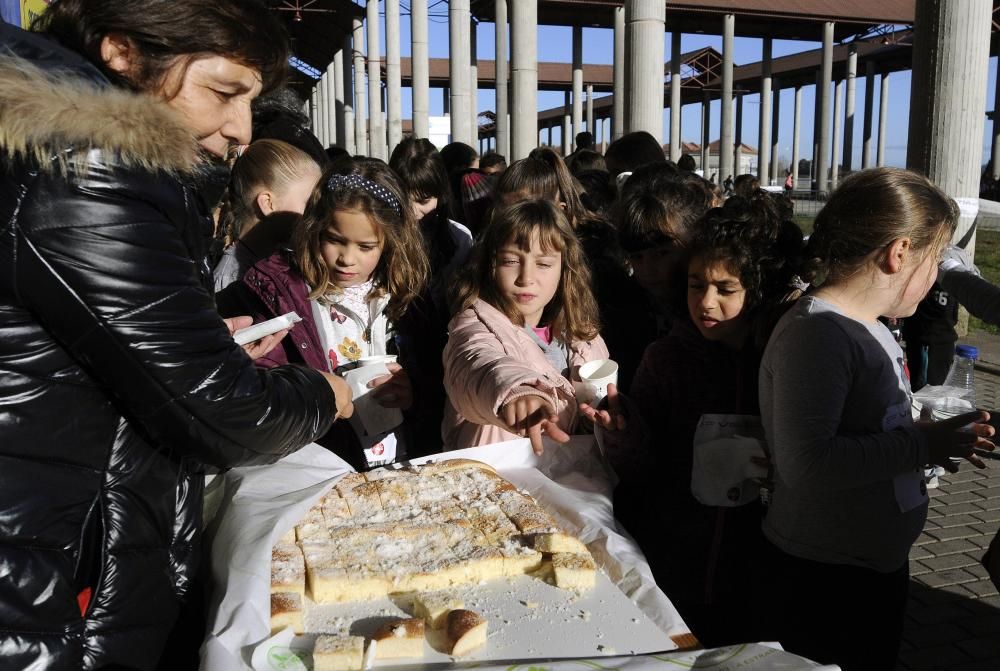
left=942, top=344, right=979, bottom=407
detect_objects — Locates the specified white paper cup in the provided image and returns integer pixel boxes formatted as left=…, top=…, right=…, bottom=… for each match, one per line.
left=574, top=359, right=619, bottom=405
left=357, top=354, right=397, bottom=367
left=929, top=397, right=974, bottom=422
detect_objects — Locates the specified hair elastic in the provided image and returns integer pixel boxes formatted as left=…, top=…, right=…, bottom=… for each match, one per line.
left=326, top=173, right=402, bottom=216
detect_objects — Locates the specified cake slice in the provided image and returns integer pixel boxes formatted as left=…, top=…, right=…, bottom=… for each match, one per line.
left=491, top=490, right=559, bottom=536
left=270, top=543, right=305, bottom=596
left=551, top=552, right=597, bottom=591
left=413, top=591, right=464, bottom=629
left=371, top=617, right=426, bottom=659
left=533, top=531, right=590, bottom=555
left=269, top=592, right=303, bottom=635
left=447, top=609, right=488, bottom=657
left=312, top=634, right=365, bottom=671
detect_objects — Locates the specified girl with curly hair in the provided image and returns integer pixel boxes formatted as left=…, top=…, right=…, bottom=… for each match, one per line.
left=443, top=200, right=608, bottom=454
left=586, top=190, right=804, bottom=646
left=218, top=158, right=429, bottom=469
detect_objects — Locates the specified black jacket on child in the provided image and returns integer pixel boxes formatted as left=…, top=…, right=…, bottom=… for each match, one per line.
left=0, top=27, right=335, bottom=670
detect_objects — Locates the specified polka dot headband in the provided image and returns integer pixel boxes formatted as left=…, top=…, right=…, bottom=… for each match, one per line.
left=326, top=173, right=402, bottom=217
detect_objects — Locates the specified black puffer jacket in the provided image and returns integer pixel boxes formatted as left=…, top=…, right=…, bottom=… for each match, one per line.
left=0, top=28, right=336, bottom=670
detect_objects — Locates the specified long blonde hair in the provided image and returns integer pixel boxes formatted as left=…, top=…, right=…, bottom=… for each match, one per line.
left=451, top=200, right=600, bottom=342
left=293, top=159, right=429, bottom=323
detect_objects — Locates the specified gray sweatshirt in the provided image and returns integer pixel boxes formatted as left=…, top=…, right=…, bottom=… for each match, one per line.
left=760, top=296, right=929, bottom=572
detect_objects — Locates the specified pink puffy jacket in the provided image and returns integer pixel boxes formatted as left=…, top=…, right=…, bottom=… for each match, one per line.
left=442, top=299, right=610, bottom=449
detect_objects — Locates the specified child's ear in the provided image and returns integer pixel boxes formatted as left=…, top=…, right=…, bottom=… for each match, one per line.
left=883, top=237, right=912, bottom=274
left=99, top=33, right=136, bottom=79
left=256, top=191, right=275, bottom=216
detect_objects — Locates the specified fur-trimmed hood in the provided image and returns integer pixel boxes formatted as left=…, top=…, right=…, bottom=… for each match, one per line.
left=0, top=51, right=200, bottom=175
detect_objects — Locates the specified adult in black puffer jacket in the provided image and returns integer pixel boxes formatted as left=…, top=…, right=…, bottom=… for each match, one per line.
left=0, top=4, right=350, bottom=669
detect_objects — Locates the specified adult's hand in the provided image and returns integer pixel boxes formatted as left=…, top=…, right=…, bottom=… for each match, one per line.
left=920, top=410, right=995, bottom=471
left=223, top=316, right=288, bottom=361
left=321, top=372, right=354, bottom=420
left=578, top=383, right=627, bottom=431
left=369, top=363, right=413, bottom=409
left=500, top=395, right=570, bottom=455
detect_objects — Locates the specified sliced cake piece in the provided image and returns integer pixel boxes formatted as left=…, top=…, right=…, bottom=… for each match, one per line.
left=447, top=609, right=488, bottom=657
left=371, top=617, right=426, bottom=659
left=491, top=490, right=559, bottom=536
left=270, top=543, right=305, bottom=596
left=551, top=552, right=597, bottom=592
left=533, top=531, right=589, bottom=555
left=424, top=458, right=498, bottom=476
left=312, top=634, right=365, bottom=671
left=413, top=591, right=464, bottom=629
left=269, top=592, right=303, bottom=635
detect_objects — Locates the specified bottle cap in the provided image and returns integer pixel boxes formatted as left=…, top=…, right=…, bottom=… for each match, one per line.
left=956, top=344, right=979, bottom=360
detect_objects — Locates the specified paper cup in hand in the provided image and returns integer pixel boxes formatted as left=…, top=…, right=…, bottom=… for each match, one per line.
left=573, top=359, right=618, bottom=406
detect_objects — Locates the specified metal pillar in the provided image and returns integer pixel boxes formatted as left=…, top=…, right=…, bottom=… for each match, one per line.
left=494, top=0, right=508, bottom=159
left=817, top=21, right=834, bottom=193
left=758, top=36, right=772, bottom=184
left=831, top=78, right=842, bottom=188
left=562, top=91, right=572, bottom=155
left=572, top=25, right=583, bottom=147
left=669, top=31, right=682, bottom=161
left=470, top=19, right=479, bottom=144
left=442, top=87, right=450, bottom=116
left=770, top=77, right=781, bottom=182
left=353, top=17, right=367, bottom=155
left=843, top=43, right=857, bottom=173
left=386, top=0, right=402, bottom=154
left=624, top=0, right=665, bottom=141
left=586, top=84, right=594, bottom=134
left=719, top=14, right=734, bottom=183
left=547, top=123, right=553, bottom=148
left=366, top=0, right=383, bottom=159
left=612, top=7, right=625, bottom=140
left=862, top=60, right=874, bottom=169
left=701, top=90, right=710, bottom=178
left=792, top=85, right=801, bottom=188
left=877, top=73, right=889, bottom=166
left=449, top=0, right=473, bottom=145
left=510, top=0, right=537, bottom=160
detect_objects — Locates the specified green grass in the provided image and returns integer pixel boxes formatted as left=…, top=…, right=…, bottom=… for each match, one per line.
left=968, top=229, right=1000, bottom=335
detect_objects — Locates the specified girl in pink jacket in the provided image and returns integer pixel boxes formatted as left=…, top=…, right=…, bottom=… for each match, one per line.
left=442, top=200, right=609, bottom=453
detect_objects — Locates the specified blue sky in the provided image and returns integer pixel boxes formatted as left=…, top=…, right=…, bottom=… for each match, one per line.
left=382, top=8, right=999, bottom=171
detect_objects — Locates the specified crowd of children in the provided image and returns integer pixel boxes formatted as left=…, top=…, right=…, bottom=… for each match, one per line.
left=211, top=124, right=995, bottom=670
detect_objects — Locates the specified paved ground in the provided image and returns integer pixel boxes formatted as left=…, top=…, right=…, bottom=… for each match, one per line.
left=897, top=330, right=1000, bottom=671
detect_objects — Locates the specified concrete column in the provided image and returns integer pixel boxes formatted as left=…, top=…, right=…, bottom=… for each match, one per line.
left=411, top=0, right=429, bottom=139
left=547, top=123, right=553, bottom=148
left=907, top=0, right=992, bottom=274
left=734, top=94, right=743, bottom=175
left=701, top=90, right=710, bottom=178
left=817, top=21, right=834, bottom=193
left=366, top=0, right=384, bottom=159
left=862, top=60, right=874, bottom=168
left=572, top=25, right=583, bottom=147
left=333, top=46, right=346, bottom=148
left=624, top=0, right=666, bottom=141
left=812, top=70, right=821, bottom=187
left=317, top=78, right=327, bottom=146
left=470, top=19, right=479, bottom=143
left=758, top=36, right=772, bottom=184
left=494, top=0, right=508, bottom=158
left=792, top=85, right=801, bottom=188
left=386, top=0, right=401, bottom=154
left=586, top=84, right=594, bottom=133
left=612, top=7, right=625, bottom=140
left=562, top=91, right=572, bottom=155
left=448, top=0, right=473, bottom=145
left=843, top=43, right=857, bottom=172
left=877, top=73, right=889, bottom=166
left=831, top=78, right=842, bottom=188
left=994, top=55, right=1000, bottom=180
left=341, top=35, right=355, bottom=154
left=669, top=31, right=682, bottom=161
left=310, top=86, right=319, bottom=138
left=353, top=17, right=367, bottom=155
left=770, top=77, right=781, bottom=182
left=325, top=65, right=338, bottom=148
left=510, top=0, right=538, bottom=159
left=719, top=13, right=735, bottom=182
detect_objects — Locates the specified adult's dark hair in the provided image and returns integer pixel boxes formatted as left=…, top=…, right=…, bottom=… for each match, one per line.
left=677, top=153, right=697, bottom=172
left=35, top=0, right=289, bottom=95
left=252, top=88, right=328, bottom=167
left=575, top=131, right=595, bottom=150
left=568, top=149, right=606, bottom=176
left=604, top=131, right=664, bottom=176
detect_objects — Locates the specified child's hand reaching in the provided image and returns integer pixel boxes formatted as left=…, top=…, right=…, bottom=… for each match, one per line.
left=500, top=395, right=570, bottom=455
left=920, top=410, right=996, bottom=471
left=578, top=383, right=627, bottom=431
left=369, top=363, right=413, bottom=410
